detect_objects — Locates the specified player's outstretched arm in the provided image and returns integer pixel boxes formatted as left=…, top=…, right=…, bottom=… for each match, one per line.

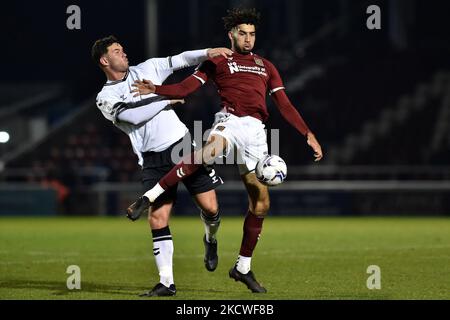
left=116, top=99, right=185, bottom=125
left=271, top=89, right=323, bottom=162
left=131, top=76, right=202, bottom=98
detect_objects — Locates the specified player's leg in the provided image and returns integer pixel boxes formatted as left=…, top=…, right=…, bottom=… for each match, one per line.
left=227, top=116, right=269, bottom=293
left=193, top=189, right=220, bottom=243
left=148, top=134, right=227, bottom=199
left=139, top=200, right=177, bottom=297
left=179, top=131, right=223, bottom=271
left=191, top=187, right=221, bottom=272
left=127, top=134, right=228, bottom=219
left=183, top=129, right=229, bottom=272
left=135, top=149, right=179, bottom=297
left=229, top=172, right=269, bottom=293
left=237, top=172, right=270, bottom=268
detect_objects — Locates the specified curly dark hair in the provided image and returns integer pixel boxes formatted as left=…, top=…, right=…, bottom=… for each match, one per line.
left=222, top=8, right=261, bottom=31
left=91, top=35, right=119, bottom=65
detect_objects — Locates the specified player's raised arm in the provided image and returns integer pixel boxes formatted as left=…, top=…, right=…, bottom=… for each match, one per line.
left=169, top=47, right=232, bottom=70
left=131, top=76, right=202, bottom=98
left=131, top=59, right=216, bottom=98
left=116, top=99, right=185, bottom=125
left=96, top=96, right=185, bottom=125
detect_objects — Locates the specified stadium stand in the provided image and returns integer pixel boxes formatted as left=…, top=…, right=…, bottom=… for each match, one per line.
left=1, top=0, right=449, bottom=215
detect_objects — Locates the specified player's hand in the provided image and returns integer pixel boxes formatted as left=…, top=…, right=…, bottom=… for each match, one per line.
left=169, top=99, right=185, bottom=105
left=306, top=132, right=323, bottom=162
left=207, top=47, right=233, bottom=59
left=131, top=79, right=156, bottom=96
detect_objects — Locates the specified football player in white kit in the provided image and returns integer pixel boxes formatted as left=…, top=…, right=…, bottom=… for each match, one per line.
left=92, top=35, right=232, bottom=297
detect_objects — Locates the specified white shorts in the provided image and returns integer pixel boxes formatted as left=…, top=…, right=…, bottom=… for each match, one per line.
left=208, top=111, right=268, bottom=175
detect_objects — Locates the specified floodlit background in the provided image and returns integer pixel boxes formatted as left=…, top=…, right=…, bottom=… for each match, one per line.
left=1, top=0, right=449, bottom=216
left=0, top=0, right=449, bottom=300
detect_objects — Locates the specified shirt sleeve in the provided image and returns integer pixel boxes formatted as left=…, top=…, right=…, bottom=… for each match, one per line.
left=138, top=58, right=173, bottom=84
left=139, top=49, right=209, bottom=83
left=96, top=93, right=124, bottom=124
left=191, top=59, right=216, bottom=84
left=266, top=60, right=286, bottom=95
left=116, top=100, right=171, bottom=125
left=169, top=49, right=209, bottom=70
left=271, top=89, right=311, bottom=136
left=154, top=75, right=203, bottom=98
left=153, top=59, right=216, bottom=97
left=266, top=61, right=311, bottom=136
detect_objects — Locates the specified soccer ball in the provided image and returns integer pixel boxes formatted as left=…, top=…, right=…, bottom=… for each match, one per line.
left=255, top=155, right=287, bottom=186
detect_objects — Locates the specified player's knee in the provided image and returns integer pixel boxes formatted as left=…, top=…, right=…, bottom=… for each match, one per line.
left=201, top=147, right=216, bottom=165
left=149, top=216, right=168, bottom=230
left=252, top=199, right=270, bottom=216
left=200, top=201, right=219, bottom=216
left=202, top=136, right=226, bottom=164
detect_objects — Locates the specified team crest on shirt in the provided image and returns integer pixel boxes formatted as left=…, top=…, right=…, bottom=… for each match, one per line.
left=254, top=58, right=264, bottom=67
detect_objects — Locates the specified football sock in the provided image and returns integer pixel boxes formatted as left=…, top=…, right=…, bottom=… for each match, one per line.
left=151, top=226, right=174, bottom=287
left=143, top=183, right=165, bottom=203
left=200, top=210, right=221, bottom=243
left=144, top=153, right=201, bottom=202
left=239, top=211, right=265, bottom=258
left=236, top=255, right=252, bottom=274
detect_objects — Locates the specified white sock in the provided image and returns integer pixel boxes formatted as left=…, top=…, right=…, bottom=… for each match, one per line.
left=152, top=227, right=174, bottom=287
left=236, top=255, right=251, bottom=274
left=144, top=183, right=166, bottom=203
left=200, top=211, right=220, bottom=243
left=158, top=264, right=173, bottom=288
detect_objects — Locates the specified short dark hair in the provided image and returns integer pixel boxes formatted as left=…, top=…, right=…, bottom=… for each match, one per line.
left=91, top=35, right=119, bottom=65
left=222, top=8, right=261, bottom=31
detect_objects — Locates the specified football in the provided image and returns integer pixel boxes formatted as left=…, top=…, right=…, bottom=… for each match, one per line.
left=255, top=154, right=287, bottom=186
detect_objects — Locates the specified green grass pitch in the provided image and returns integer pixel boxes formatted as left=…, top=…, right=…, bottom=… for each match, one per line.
left=0, top=216, right=449, bottom=300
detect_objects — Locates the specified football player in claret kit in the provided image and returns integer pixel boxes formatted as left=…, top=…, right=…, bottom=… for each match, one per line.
left=92, top=35, right=232, bottom=296
left=128, top=8, right=323, bottom=293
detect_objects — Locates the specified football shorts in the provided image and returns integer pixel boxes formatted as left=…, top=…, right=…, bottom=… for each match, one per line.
left=208, top=111, right=268, bottom=175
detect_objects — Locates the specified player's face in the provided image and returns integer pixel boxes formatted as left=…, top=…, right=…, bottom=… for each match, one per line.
left=103, top=43, right=129, bottom=72
left=229, top=24, right=256, bottom=54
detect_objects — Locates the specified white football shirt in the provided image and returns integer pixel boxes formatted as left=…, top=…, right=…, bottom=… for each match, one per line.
left=96, top=49, right=208, bottom=167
